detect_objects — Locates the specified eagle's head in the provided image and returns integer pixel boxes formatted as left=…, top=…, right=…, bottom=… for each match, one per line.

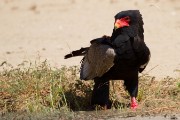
left=113, top=10, right=144, bottom=40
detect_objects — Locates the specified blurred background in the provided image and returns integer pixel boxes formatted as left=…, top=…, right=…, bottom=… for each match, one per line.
left=0, top=0, right=180, bottom=79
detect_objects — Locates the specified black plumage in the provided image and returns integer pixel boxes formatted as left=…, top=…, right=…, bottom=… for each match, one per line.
left=64, top=10, right=150, bottom=109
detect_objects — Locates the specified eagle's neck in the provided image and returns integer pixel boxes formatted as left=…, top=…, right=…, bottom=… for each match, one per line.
left=111, top=29, right=121, bottom=42
left=110, top=29, right=123, bottom=42
left=110, top=25, right=144, bottom=42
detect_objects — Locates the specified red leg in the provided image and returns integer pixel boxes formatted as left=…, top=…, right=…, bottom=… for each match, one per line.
left=131, top=97, right=138, bottom=110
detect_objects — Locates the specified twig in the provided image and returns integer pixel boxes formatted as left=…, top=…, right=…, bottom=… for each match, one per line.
left=97, top=81, right=109, bottom=89
left=139, top=65, right=159, bottom=78
left=144, top=106, right=176, bottom=114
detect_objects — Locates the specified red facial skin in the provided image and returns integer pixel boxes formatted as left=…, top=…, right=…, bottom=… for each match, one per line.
left=131, top=97, right=138, bottom=110
left=114, top=16, right=130, bottom=29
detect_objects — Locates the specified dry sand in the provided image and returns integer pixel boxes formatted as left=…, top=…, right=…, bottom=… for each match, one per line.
left=0, top=0, right=180, bottom=79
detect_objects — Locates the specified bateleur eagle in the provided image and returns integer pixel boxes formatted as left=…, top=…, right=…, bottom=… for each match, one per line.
left=64, top=10, right=150, bottom=110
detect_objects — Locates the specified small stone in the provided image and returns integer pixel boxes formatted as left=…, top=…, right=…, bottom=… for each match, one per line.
left=6, top=51, right=11, bottom=54
left=171, top=115, right=178, bottom=120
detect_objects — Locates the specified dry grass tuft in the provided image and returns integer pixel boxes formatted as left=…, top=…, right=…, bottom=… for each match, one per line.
left=0, top=60, right=179, bottom=119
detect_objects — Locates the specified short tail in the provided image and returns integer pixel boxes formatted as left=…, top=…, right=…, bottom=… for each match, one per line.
left=64, top=47, right=89, bottom=59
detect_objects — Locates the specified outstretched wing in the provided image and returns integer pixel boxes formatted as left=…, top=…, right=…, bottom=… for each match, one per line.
left=80, top=42, right=116, bottom=80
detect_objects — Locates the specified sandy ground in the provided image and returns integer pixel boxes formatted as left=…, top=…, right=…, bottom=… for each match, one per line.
left=1, top=111, right=179, bottom=120
left=0, top=0, right=180, bottom=79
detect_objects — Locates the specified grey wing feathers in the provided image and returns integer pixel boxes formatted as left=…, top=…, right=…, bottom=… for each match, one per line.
left=80, top=42, right=116, bottom=80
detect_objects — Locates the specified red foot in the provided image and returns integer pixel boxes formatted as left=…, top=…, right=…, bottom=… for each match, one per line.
left=131, top=97, right=138, bottom=110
